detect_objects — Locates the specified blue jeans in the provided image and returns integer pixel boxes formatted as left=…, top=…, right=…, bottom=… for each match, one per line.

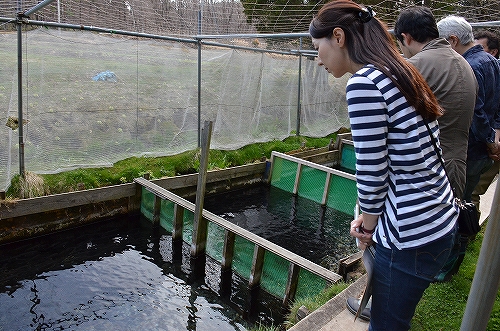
left=463, top=158, right=494, bottom=202
left=368, top=230, right=456, bottom=331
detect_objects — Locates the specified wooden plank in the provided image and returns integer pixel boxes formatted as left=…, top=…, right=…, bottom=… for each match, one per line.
left=172, top=204, right=184, bottom=241
left=337, top=251, right=363, bottom=280
left=249, top=245, right=265, bottom=288
left=0, top=183, right=137, bottom=219
left=322, top=172, right=332, bottom=206
left=333, top=132, right=353, bottom=150
left=134, top=178, right=342, bottom=283
left=283, top=263, right=300, bottom=306
left=267, top=153, right=276, bottom=184
left=221, top=230, right=235, bottom=271
left=301, top=150, right=338, bottom=165
left=135, top=177, right=197, bottom=210
left=191, top=121, right=213, bottom=257
left=293, top=163, right=302, bottom=195
left=152, top=162, right=267, bottom=190
left=152, top=196, right=161, bottom=226
left=289, top=146, right=329, bottom=158
left=271, top=151, right=356, bottom=181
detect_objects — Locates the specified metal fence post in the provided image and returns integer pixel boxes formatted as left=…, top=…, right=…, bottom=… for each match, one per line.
left=296, top=37, right=302, bottom=136
left=460, top=178, right=500, bottom=331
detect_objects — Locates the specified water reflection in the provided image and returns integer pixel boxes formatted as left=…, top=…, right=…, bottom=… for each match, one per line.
left=0, top=216, right=249, bottom=331
left=0, top=185, right=358, bottom=330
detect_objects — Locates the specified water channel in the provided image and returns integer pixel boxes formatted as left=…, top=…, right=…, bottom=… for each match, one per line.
left=0, top=185, right=358, bottom=330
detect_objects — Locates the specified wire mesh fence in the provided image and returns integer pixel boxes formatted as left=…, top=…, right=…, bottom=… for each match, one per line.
left=0, top=26, right=350, bottom=190
left=1, top=1, right=500, bottom=191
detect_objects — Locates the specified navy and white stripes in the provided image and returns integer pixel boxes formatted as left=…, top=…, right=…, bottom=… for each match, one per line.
left=347, top=65, right=458, bottom=250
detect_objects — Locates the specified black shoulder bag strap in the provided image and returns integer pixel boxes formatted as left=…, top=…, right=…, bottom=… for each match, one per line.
left=423, top=120, right=455, bottom=199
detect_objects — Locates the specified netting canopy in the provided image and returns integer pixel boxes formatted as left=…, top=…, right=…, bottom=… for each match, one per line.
left=1, top=0, right=500, bottom=36
left=0, top=0, right=499, bottom=191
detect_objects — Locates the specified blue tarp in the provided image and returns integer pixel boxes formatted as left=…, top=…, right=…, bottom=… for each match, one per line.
left=92, top=70, right=117, bottom=82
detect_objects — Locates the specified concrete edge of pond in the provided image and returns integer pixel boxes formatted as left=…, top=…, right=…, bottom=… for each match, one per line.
left=289, top=273, right=369, bottom=331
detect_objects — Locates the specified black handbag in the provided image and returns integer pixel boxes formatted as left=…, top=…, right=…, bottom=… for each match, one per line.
left=455, top=199, right=481, bottom=236
left=424, top=121, right=481, bottom=236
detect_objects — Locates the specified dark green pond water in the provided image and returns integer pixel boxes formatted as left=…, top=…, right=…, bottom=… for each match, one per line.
left=0, top=185, right=357, bottom=330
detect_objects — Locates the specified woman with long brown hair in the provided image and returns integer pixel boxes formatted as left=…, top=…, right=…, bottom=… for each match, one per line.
left=309, top=1, right=458, bottom=330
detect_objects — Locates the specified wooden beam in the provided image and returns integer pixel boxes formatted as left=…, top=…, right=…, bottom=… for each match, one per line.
left=249, top=245, right=266, bottom=289
left=191, top=121, right=213, bottom=257
left=135, top=178, right=342, bottom=283
left=283, top=263, right=300, bottom=306
left=222, top=230, right=235, bottom=271
left=271, top=151, right=356, bottom=181
left=172, top=204, right=184, bottom=241
left=293, top=163, right=302, bottom=195
left=152, top=162, right=267, bottom=191
left=322, top=172, right=332, bottom=206
left=0, top=183, right=137, bottom=219
left=152, top=195, right=161, bottom=226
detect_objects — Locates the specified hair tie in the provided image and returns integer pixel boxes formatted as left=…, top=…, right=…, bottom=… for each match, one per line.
left=359, top=6, right=375, bottom=23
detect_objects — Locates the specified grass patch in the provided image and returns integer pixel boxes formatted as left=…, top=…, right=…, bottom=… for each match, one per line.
left=284, top=282, right=351, bottom=329
left=11, top=171, right=47, bottom=198
left=411, top=226, right=500, bottom=331
left=5, top=134, right=338, bottom=198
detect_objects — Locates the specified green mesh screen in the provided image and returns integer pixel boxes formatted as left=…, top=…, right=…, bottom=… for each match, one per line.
left=231, top=235, right=255, bottom=280
left=140, top=187, right=155, bottom=221
left=340, top=143, right=356, bottom=174
left=206, top=222, right=225, bottom=263
left=295, top=268, right=329, bottom=301
left=326, top=175, right=357, bottom=215
left=260, top=251, right=289, bottom=298
left=270, top=157, right=298, bottom=193
left=270, top=155, right=357, bottom=217
left=159, top=199, right=174, bottom=232
left=297, top=165, right=327, bottom=204
left=139, top=183, right=344, bottom=303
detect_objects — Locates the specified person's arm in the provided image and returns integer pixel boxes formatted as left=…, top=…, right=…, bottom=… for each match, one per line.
left=346, top=73, right=388, bottom=247
left=346, top=74, right=388, bottom=215
left=350, top=212, right=378, bottom=249
left=487, top=128, right=500, bottom=161
left=469, top=66, right=497, bottom=145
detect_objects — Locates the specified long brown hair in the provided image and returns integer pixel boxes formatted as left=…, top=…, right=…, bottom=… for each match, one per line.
left=310, top=0, right=442, bottom=120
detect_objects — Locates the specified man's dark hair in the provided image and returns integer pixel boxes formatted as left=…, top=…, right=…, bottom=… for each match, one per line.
left=474, top=30, right=500, bottom=58
left=394, top=6, right=439, bottom=44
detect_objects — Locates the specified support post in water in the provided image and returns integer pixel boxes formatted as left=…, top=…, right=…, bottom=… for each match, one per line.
left=172, top=204, right=184, bottom=241
left=220, top=230, right=236, bottom=297
left=249, top=245, right=265, bottom=289
left=283, top=262, right=300, bottom=306
left=152, top=195, right=161, bottom=226
left=191, top=121, right=213, bottom=258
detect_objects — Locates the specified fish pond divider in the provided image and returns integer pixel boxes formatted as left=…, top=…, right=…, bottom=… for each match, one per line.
left=135, top=145, right=359, bottom=310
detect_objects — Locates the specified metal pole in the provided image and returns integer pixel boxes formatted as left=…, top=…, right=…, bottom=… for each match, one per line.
left=197, top=40, right=202, bottom=148
left=24, top=0, right=57, bottom=16
left=296, top=37, right=302, bottom=136
left=197, top=2, right=202, bottom=147
left=460, top=178, right=500, bottom=331
left=16, top=15, right=25, bottom=178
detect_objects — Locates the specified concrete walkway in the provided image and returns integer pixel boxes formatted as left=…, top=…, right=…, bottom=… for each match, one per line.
left=289, top=177, right=498, bottom=331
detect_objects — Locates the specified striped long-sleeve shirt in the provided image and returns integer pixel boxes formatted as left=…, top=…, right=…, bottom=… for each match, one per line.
left=347, top=65, right=458, bottom=250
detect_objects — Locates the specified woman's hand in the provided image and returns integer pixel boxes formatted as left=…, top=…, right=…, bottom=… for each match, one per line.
left=350, top=213, right=377, bottom=250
